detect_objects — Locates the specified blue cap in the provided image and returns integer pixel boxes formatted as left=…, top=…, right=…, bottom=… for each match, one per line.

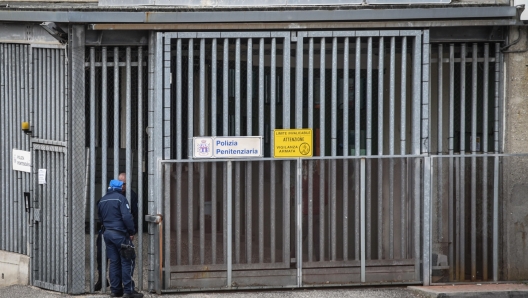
left=108, top=179, right=123, bottom=191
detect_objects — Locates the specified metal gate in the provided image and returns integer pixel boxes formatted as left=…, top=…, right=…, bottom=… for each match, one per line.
left=156, top=30, right=429, bottom=291
left=31, top=46, right=69, bottom=292
left=428, top=42, right=503, bottom=283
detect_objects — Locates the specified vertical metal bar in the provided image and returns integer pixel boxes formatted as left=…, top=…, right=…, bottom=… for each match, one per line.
left=308, top=37, right=315, bottom=262
left=234, top=38, right=241, bottom=264
left=89, top=47, right=96, bottom=292
left=211, top=38, right=218, bottom=265
left=389, top=36, right=395, bottom=260
left=448, top=43, right=455, bottom=281
left=400, top=37, right=408, bottom=259
left=319, top=37, right=326, bottom=262
left=0, top=45, right=4, bottom=253
left=296, top=159, right=302, bottom=286
left=283, top=35, right=291, bottom=265
left=137, top=46, right=144, bottom=289
left=437, top=44, right=444, bottom=247
left=114, top=47, right=120, bottom=178
left=199, top=38, right=205, bottom=265
left=360, top=158, right=366, bottom=282
left=343, top=37, right=350, bottom=261
left=366, top=53, right=373, bottom=261
left=482, top=43, right=489, bottom=281
left=355, top=36, right=361, bottom=260
left=470, top=43, right=478, bottom=281
left=246, top=38, right=253, bottom=264
left=227, top=160, right=233, bottom=288
left=270, top=37, right=276, bottom=264
left=176, top=39, right=183, bottom=267
left=258, top=38, right=264, bottom=264
left=423, top=157, right=432, bottom=286
left=492, top=43, right=499, bottom=282
left=460, top=43, right=466, bottom=282
left=331, top=37, right=338, bottom=261
left=223, top=38, right=229, bottom=267
left=187, top=38, right=194, bottom=265
left=412, top=34, right=422, bottom=280
left=296, top=35, right=304, bottom=129
left=482, top=43, right=489, bottom=282
left=377, top=36, right=384, bottom=260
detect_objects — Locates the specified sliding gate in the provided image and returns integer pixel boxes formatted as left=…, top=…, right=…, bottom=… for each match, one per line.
left=158, top=30, right=429, bottom=291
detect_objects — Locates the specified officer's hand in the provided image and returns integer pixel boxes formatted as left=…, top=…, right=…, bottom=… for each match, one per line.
left=130, top=235, right=134, bottom=241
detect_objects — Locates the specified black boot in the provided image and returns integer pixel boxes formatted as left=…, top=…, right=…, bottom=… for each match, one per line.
left=94, top=278, right=109, bottom=291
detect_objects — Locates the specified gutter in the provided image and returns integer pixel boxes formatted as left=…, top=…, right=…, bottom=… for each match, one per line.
left=0, top=6, right=517, bottom=23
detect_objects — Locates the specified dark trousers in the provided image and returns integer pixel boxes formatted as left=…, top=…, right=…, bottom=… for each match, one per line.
left=103, top=230, right=135, bottom=295
left=96, top=231, right=104, bottom=279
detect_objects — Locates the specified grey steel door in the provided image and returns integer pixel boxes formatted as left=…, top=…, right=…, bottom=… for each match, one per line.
left=32, top=144, right=67, bottom=292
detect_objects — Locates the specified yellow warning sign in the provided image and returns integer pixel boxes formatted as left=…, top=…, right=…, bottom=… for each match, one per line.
left=274, top=129, right=313, bottom=158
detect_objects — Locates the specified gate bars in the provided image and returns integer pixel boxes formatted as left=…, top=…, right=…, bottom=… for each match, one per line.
left=156, top=30, right=427, bottom=292
left=86, top=46, right=147, bottom=293
left=428, top=43, right=502, bottom=283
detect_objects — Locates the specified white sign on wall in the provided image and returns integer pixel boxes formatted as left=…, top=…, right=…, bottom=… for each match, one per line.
left=12, top=149, right=31, bottom=173
left=193, top=136, right=263, bottom=159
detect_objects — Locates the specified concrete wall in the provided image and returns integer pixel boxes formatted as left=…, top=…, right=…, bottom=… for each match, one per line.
left=0, top=251, right=29, bottom=288
left=503, top=26, right=528, bottom=280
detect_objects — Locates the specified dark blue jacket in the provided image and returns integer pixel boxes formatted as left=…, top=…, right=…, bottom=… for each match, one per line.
left=98, top=189, right=135, bottom=236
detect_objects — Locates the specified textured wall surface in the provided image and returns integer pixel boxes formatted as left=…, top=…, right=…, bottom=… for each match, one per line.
left=0, top=251, right=29, bottom=288
left=503, top=26, right=528, bottom=280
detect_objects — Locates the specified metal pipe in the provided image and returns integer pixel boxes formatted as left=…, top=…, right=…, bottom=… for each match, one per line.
left=211, top=38, right=218, bottom=265
left=360, top=158, right=366, bottom=282
left=89, top=47, right=96, bottom=293
left=448, top=43, right=455, bottom=281
left=470, top=43, right=477, bottom=281
left=227, top=160, right=233, bottom=288
left=355, top=36, right=361, bottom=260
left=482, top=43, right=489, bottom=281
left=235, top=38, right=241, bottom=264
left=199, top=38, right=205, bottom=265
left=246, top=38, right=253, bottom=264
left=400, top=36, right=408, bottom=258
left=423, top=157, right=432, bottom=286
left=412, top=35, right=422, bottom=280
left=331, top=37, right=337, bottom=261
left=176, top=39, right=182, bottom=267
left=319, top=37, right=326, bottom=262
left=296, top=159, right=302, bottom=286
left=187, top=38, right=194, bottom=265
left=270, top=37, right=276, bottom=264
left=114, top=47, right=120, bottom=179
left=258, top=38, right=264, bottom=264
left=377, top=36, right=384, bottom=260
left=460, top=43, right=466, bottom=281
left=436, top=44, right=443, bottom=246
left=389, top=37, right=395, bottom=260
left=343, top=37, right=350, bottom=261
left=223, top=38, right=229, bottom=266
left=283, top=34, right=291, bottom=265
left=137, top=46, right=144, bottom=289
left=308, top=37, right=315, bottom=262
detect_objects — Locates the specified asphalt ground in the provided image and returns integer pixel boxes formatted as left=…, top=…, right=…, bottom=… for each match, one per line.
left=0, top=285, right=428, bottom=298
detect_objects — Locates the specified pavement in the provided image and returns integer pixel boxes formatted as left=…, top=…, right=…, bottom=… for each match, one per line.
left=0, top=285, right=428, bottom=298
left=409, top=283, right=528, bottom=298
left=3, top=283, right=528, bottom=298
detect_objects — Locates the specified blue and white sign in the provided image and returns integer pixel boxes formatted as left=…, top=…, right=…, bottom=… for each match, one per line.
left=192, top=136, right=263, bottom=159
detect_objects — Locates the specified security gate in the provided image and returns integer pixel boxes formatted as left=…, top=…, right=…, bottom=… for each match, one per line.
left=157, top=30, right=429, bottom=291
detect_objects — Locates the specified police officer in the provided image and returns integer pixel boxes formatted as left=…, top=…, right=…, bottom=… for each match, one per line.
left=98, top=179, right=143, bottom=298
left=96, top=173, right=139, bottom=291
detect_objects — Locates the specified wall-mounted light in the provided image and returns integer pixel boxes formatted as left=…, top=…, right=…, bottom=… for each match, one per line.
left=40, top=22, right=67, bottom=44
left=22, top=121, right=32, bottom=135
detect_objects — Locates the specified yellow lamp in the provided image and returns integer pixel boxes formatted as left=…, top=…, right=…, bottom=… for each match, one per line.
left=21, top=122, right=32, bottom=135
